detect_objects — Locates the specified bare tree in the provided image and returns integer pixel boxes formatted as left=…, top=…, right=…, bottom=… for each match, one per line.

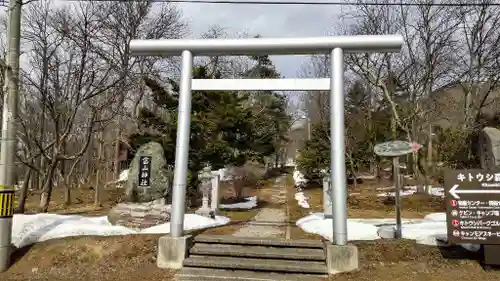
left=453, top=1, right=500, bottom=130
left=12, top=0, right=189, bottom=211
left=20, top=2, right=121, bottom=211
left=341, top=0, right=459, bottom=182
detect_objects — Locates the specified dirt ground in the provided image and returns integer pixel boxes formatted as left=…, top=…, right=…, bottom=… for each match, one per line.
left=331, top=239, right=500, bottom=281
left=1, top=172, right=500, bottom=280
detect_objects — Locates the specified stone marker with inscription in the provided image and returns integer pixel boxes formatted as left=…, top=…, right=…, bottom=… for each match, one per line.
left=125, top=141, right=171, bottom=202
left=445, top=169, right=500, bottom=265
left=108, top=141, right=173, bottom=230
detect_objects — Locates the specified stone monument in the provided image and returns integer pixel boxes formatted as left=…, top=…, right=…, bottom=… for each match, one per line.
left=108, top=141, right=173, bottom=230
left=479, top=127, right=500, bottom=169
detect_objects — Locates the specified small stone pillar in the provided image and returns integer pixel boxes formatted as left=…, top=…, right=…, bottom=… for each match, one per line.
left=211, top=173, right=220, bottom=215
left=323, top=174, right=332, bottom=218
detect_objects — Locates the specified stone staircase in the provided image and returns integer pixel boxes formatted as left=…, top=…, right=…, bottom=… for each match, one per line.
left=175, top=235, right=328, bottom=281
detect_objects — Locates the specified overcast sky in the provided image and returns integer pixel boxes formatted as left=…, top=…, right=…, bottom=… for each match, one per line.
left=177, top=2, right=342, bottom=78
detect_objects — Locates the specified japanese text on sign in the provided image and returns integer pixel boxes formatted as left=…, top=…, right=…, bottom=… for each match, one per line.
left=446, top=169, right=500, bottom=245
left=456, top=172, right=500, bottom=187
left=138, top=156, right=152, bottom=187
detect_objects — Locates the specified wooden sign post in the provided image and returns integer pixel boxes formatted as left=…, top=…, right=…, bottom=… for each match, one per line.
left=374, top=140, right=421, bottom=238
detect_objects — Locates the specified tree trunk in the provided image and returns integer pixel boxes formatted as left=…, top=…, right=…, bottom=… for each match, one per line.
left=16, top=169, right=31, bottom=213
left=64, top=165, right=72, bottom=206
left=64, top=182, right=71, bottom=206
left=32, top=156, right=39, bottom=190
left=427, top=123, right=433, bottom=175
left=29, top=167, right=36, bottom=191
left=113, top=123, right=121, bottom=181
left=95, top=131, right=104, bottom=207
left=390, top=115, right=397, bottom=181
left=39, top=161, right=58, bottom=213
left=38, top=157, right=45, bottom=190
left=83, top=141, right=92, bottom=182
left=368, top=90, right=375, bottom=174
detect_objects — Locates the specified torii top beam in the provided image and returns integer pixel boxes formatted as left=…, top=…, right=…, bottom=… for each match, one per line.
left=129, top=35, right=404, bottom=57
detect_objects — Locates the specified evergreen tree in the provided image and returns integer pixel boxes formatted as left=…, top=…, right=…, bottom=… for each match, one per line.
left=245, top=49, right=291, bottom=167
left=128, top=64, right=289, bottom=199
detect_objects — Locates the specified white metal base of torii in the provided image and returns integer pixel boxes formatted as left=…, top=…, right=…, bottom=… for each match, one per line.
left=129, top=35, right=403, bottom=247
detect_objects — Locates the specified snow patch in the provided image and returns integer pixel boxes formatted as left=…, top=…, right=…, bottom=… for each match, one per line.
left=296, top=213, right=380, bottom=241
left=292, top=170, right=311, bottom=209
left=11, top=213, right=230, bottom=248
left=293, top=170, right=308, bottom=187
left=294, top=192, right=310, bottom=209
left=377, top=185, right=444, bottom=198
left=297, top=212, right=480, bottom=252
left=220, top=196, right=257, bottom=210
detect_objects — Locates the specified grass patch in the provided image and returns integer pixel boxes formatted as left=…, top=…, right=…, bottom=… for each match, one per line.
left=201, top=208, right=260, bottom=235
left=286, top=173, right=324, bottom=240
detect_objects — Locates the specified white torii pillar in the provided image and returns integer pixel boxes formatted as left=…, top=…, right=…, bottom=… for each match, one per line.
left=129, top=35, right=403, bottom=246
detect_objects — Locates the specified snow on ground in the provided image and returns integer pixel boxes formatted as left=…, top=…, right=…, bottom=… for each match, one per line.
left=117, top=169, right=129, bottom=183
left=377, top=185, right=444, bottom=198
left=220, top=196, right=257, bottom=210
left=297, top=212, right=480, bottom=252
left=357, top=174, right=376, bottom=180
left=11, top=213, right=230, bottom=249
left=383, top=164, right=407, bottom=171
left=297, top=213, right=380, bottom=241
left=292, top=170, right=310, bottom=209
left=294, top=192, right=310, bottom=209
left=293, top=170, right=308, bottom=187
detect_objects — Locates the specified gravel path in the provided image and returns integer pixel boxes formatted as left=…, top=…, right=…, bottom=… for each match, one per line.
left=232, top=176, right=288, bottom=238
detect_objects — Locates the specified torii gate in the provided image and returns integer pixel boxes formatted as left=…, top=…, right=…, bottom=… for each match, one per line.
left=129, top=35, right=403, bottom=269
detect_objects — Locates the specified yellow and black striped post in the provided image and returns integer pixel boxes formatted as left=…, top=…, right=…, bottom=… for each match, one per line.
left=0, top=190, right=14, bottom=218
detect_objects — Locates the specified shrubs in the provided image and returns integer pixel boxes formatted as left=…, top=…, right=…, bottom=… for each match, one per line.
left=228, top=162, right=267, bottom=201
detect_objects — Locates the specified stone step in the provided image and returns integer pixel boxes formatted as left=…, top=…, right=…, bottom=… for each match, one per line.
left=176, top=268, right=326, bottom=281
left=238, top=221, right=289, bottom=226
left=194, top=235, right=324, bottom=249
left=190, top=244, right=326, bottom=261
left=183, top=256, right=328, bottom=274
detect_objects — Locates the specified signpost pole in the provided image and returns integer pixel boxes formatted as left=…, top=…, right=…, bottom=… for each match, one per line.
left=393, top=156, right=402, bottom=239
left=374, top=140, right=420, bottom=239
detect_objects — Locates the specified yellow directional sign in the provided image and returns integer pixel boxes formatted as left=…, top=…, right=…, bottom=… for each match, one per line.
left=0, top=190, right=14, bottom=218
